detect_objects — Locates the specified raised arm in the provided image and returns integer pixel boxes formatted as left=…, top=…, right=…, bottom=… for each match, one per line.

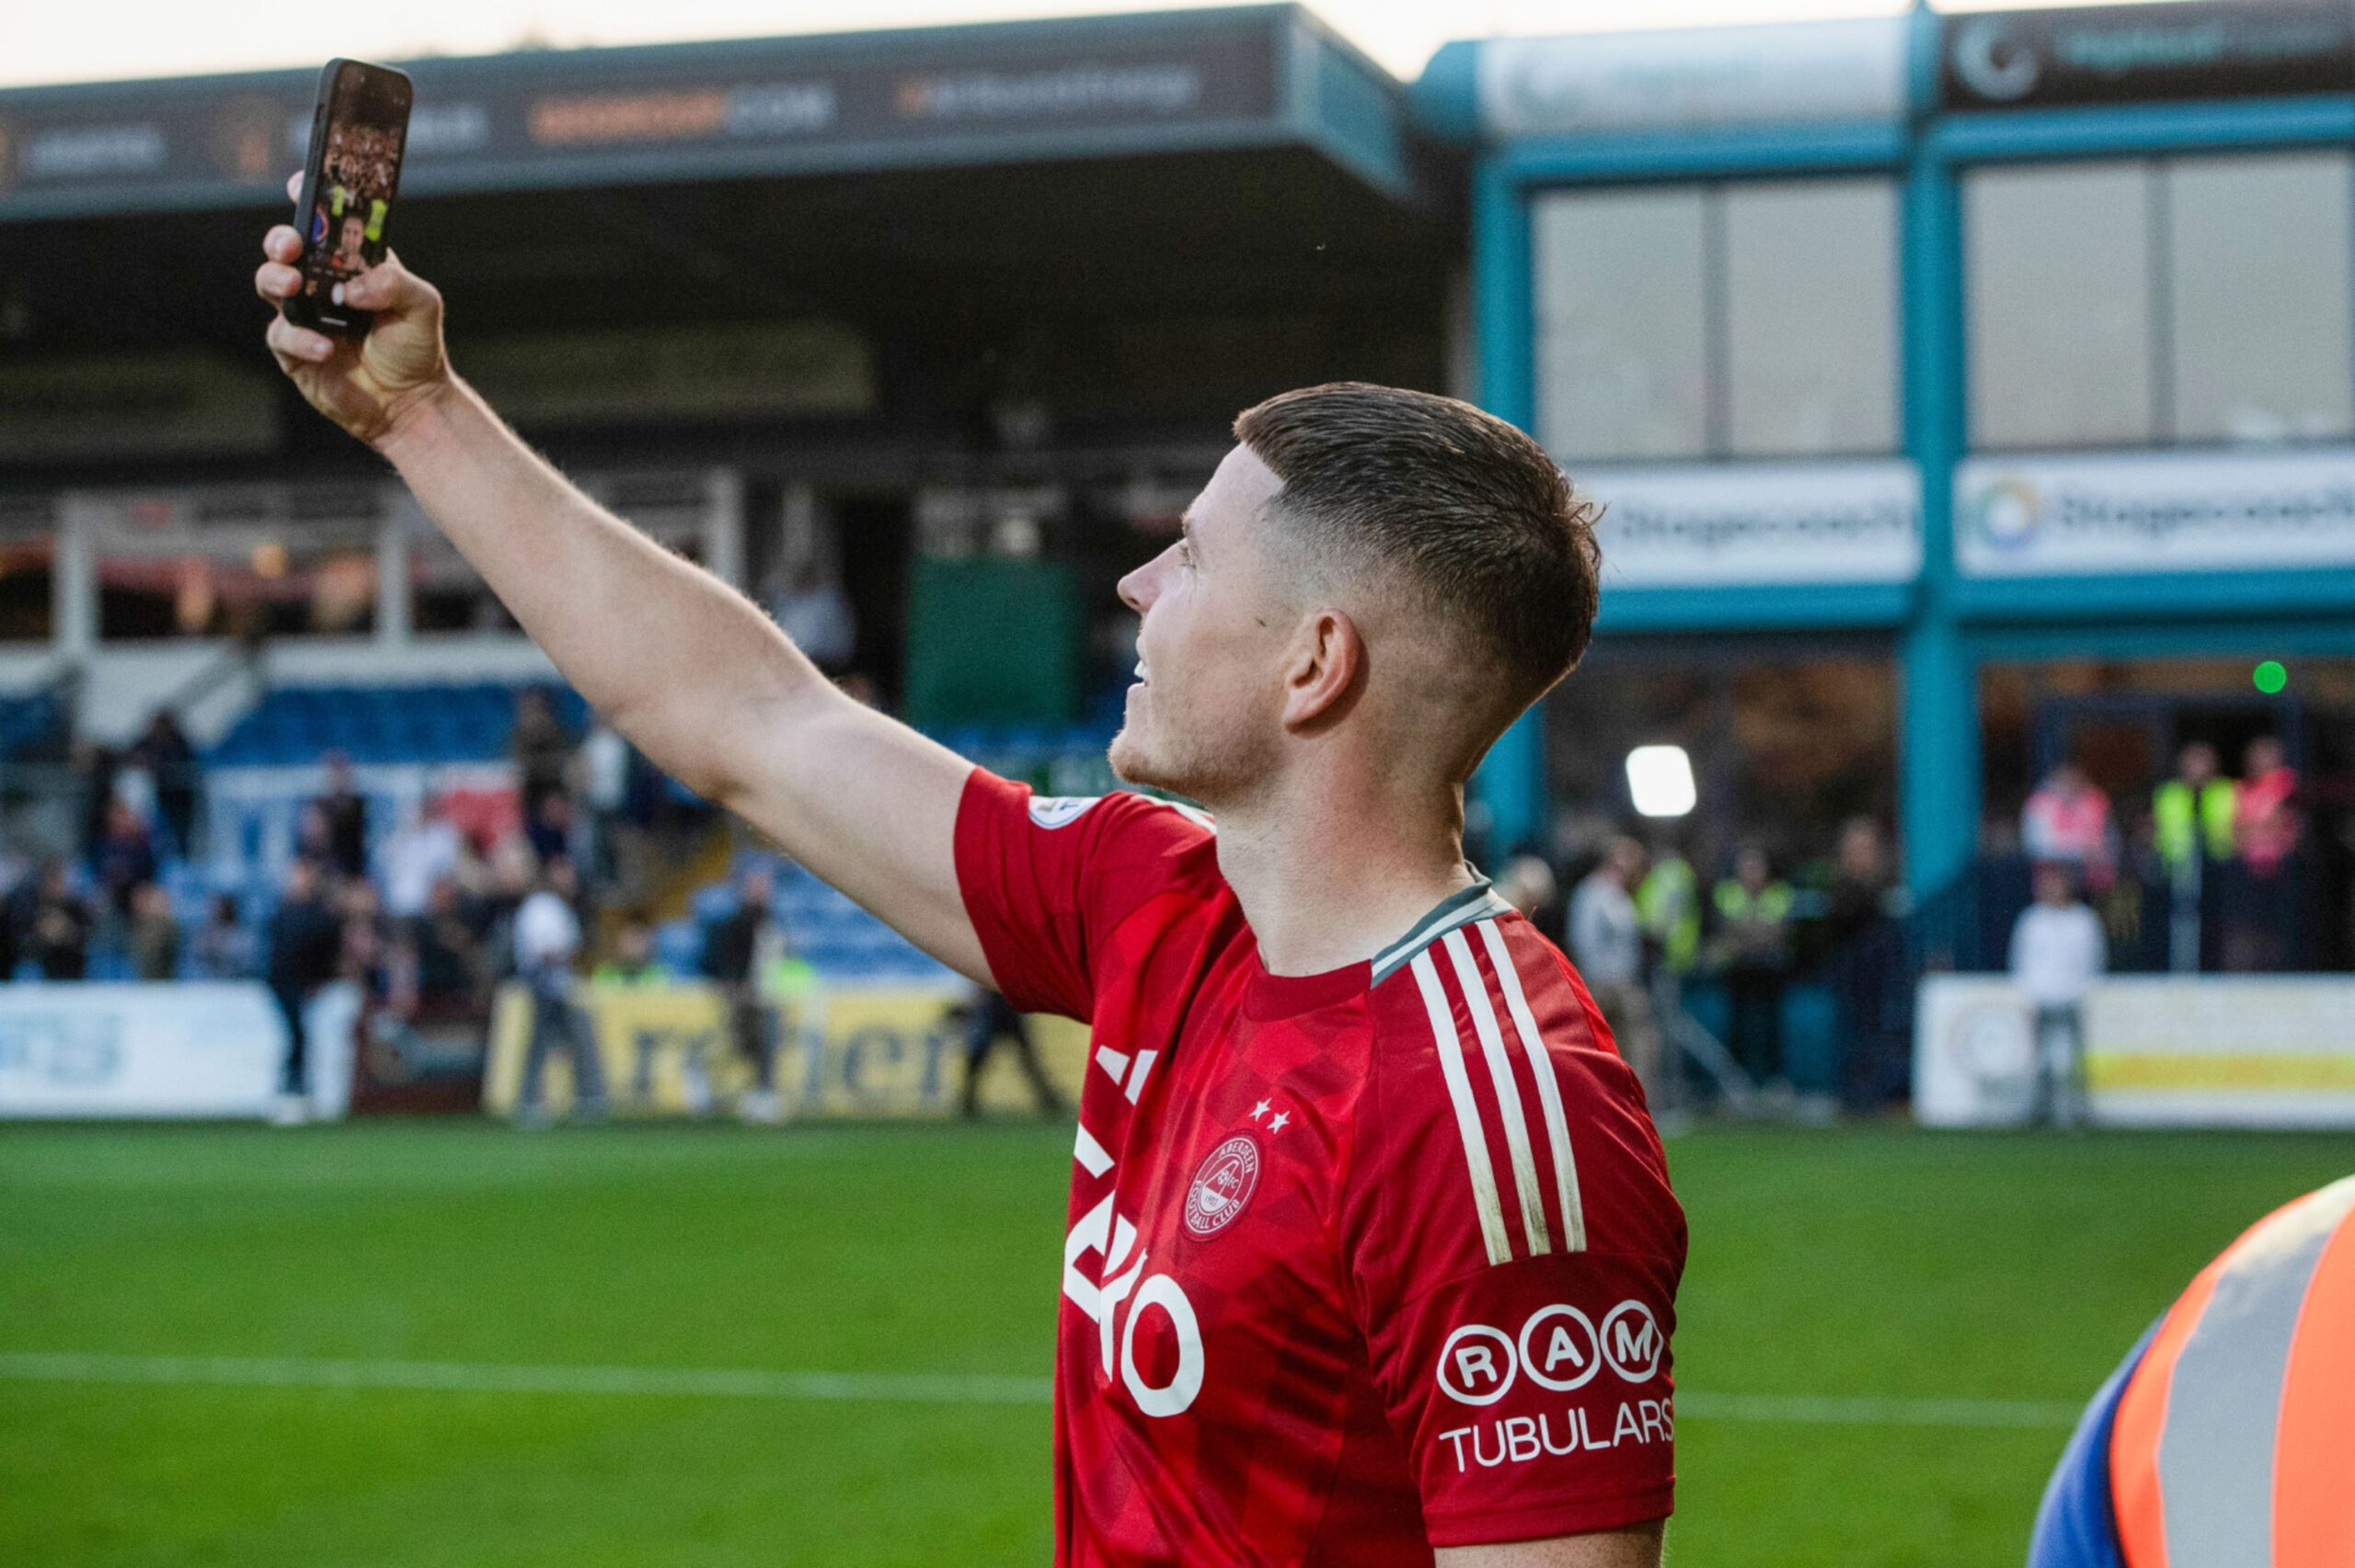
left=254, top=187, right=989, bottom=982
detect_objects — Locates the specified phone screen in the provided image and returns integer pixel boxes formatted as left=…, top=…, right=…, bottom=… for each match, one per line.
left=293, top=62, right=411, bottom=332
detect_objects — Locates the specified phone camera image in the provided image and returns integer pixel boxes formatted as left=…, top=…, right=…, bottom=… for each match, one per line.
left=292, top=61, right=411, bottom=332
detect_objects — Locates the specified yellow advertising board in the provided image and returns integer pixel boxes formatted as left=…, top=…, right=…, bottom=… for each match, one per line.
left=484, top=979, right=1089, bottom=1120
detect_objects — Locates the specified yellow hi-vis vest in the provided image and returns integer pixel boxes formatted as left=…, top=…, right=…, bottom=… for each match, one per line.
left=2154, top=778, right=2237, bottom=867
left=1637, top=858, right=1701, bottom=974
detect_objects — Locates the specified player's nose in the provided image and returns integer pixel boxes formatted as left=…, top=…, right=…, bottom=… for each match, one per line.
left=1117, top=556, right=1158, bottom=615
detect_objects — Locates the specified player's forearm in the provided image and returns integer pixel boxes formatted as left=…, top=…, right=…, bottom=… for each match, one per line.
left=376, top=376, right=827, bottom=796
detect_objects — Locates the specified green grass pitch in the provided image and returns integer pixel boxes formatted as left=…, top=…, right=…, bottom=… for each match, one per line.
left=3, top=1120, right=2349, bottom=1566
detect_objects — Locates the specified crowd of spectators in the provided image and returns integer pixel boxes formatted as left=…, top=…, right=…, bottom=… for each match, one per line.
left=1514, top=814, right=1903, bottom=1118
left=2013, top=736, right=2314, bottom=972
left=0, top=691, right=680, bottom=1013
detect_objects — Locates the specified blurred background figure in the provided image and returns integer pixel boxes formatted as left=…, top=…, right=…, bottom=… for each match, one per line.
left=2152, top=741, right=2236, bottom=973
left=1711, top=845, right=1793, bottom=1096
left=578, top=717, right=635, bottom=894
left=378, top=795, right=462, bottom=938
left=127, top=881, right=179, bottom=981
left=510, top=688, right=574, bottom=825
left=2030, top=1174, right=2355, bottom=1568
left=190, top=892, right=257, bottom=981
left=129, top=710, right=200, bottom=860
left=591, top=914, right=668, bottom=989
left=265, top=857, right=341, bottom=1126
left=408, top=876, right=489, bottom=1012
left=90, top=797, right=155, bottom=936
left=309, top=751, right=369, bottom=884
left=512, top=857, right=602, bottom=1127
left=1490, top=853, right=1557, bottom=921
left=2009, top=863, right=2106, bottom=1128
left=1637, top=840, right=1701, bottom=989
left=1570, top=834, right=1658, bottom=1096
left=700, top=862, right=785, bottom=1123
left=24, top=860, right=91, bottom=981
left=957, top=984, right=1064, bottom=1120
left=2227, top=736, right=2304, bottom=973
left=2024, top=763, right=2116, bottom=893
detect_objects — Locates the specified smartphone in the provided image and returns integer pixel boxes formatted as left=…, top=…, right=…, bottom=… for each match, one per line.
left=284, top=59, right=413, bottom=337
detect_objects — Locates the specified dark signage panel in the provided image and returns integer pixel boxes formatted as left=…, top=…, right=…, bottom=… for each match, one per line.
left=0, top=14, right=1282, bottom=219
left=1942, top=0, right=2355, bottom=110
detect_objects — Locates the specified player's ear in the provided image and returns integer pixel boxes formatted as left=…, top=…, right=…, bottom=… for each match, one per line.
left=1280, top=609, right=1363, bottom=732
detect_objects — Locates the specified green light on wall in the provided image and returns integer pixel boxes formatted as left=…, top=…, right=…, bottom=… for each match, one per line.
left=2254, top=660, right=2289, bottom=694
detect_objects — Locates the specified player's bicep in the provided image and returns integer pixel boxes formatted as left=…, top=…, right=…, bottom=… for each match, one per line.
left=714, top=688, right=993, bottom=984
left=1436, top=1519, right=1663, bottom=1567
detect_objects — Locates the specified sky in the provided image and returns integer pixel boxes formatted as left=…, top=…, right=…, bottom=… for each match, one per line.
left=2, top=0, right=2155, bottom=91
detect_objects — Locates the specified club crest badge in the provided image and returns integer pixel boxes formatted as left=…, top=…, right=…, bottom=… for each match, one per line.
left=1183, top=1134, right=1260, bottom=1238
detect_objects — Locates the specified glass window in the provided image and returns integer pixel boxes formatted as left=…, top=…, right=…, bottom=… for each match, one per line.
left=1967, top=152, right=2355, bottom=451
left=1724, top=181, right=1900, bottom=458
left=1534, top=188, right=1708, bottom=463
left=2167, top=153, right=2353, bottom=444
left=1967, top=162, right=2154, bottom=449
left=1534, top=179, right=1899, bottom=464
left=1542, top=639, right=1898, bottom=871
left=95, top=491, right=378, bottom=641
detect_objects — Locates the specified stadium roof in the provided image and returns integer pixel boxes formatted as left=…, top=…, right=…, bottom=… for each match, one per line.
left=0, top=6, right=1422, bottom=223
left=0, top=6, right=1458, bottom=483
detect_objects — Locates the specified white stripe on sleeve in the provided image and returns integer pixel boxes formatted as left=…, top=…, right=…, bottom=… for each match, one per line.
left=1410, top=948, right=1513, bottom=1266
left=1476, top=918, right=1586, bottom=1253
left=1442, top=927, right=1552, bottom=1256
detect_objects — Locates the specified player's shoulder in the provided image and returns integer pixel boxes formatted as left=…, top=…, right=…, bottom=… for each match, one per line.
left=1350, top=898, right=1681, bottom=1271
left=1041, top=787, right=1220, bottom=892
left=970, top=772, right=1219, bottom=884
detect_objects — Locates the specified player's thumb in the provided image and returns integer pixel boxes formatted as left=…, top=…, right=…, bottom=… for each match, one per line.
left=342, top=252, right=438, bottom=320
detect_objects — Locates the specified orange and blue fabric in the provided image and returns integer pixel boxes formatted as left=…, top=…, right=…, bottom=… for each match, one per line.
left=2029, top=1174, right=2355, bottom=1568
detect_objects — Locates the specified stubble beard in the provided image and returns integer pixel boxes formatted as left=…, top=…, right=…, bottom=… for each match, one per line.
left=1108, top=689, right=1268, bottom=809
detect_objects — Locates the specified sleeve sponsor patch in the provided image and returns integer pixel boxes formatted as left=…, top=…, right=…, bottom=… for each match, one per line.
left=1028, top=795, right=1101, bottom=830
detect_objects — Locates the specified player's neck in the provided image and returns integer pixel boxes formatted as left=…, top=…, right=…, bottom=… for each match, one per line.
left=1212, top=762, right=1476, bottom=979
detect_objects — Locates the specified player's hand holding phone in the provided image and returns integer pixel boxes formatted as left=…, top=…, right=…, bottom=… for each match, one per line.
left=255, top=58, right=447, bottom=450
left=258, top=169, right=451, bottom=451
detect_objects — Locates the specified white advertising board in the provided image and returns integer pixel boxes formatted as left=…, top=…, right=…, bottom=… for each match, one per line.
left=1581, top=461, right=1922, bottom=588
left=1479, top=18, right=1909, bottom=139
left=0, top=982, right=356, bottom=1119
left=1956, top=450, right=2355, bottom=577
left=1915, top=974, right=2355, bottom=1129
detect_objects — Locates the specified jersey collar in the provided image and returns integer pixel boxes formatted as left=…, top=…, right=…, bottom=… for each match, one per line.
left=1243, top=878, right=1514, bottom=1020
left=1367, top=880, right=1515, bottom=987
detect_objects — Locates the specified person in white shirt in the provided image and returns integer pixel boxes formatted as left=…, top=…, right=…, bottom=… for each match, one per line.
left=1568, top=836, right=1659, bottom=1096
left=513, top=857, right=604, bottom=1125
left=2008, top=862, right=2107, bottom=1128
left=377, top=795, right=462, bottom=925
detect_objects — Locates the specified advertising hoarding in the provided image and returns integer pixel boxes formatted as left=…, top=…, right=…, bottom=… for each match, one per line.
left=1480, top=19, right=1910, bottom=138
left=1941, top=2, right=2355, bottom=111
left=1956, top=449, right=2355, bottom=577
left=1915, top=974, right=2355, bottom=1128
left=0, top=982, right=356, bottom=1119
left=1582, top=461, right=1922, bottom=588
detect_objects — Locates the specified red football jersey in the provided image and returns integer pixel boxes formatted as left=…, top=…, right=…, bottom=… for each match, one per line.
left=954, top=772, right=1685, bottom=1565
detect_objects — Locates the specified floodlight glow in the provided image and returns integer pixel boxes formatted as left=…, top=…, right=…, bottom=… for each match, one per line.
left=1626, top=745, right=1697, bottom=818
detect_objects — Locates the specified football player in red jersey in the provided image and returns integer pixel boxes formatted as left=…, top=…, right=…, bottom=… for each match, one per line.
left=258, top=207, right=1683, bottom=1567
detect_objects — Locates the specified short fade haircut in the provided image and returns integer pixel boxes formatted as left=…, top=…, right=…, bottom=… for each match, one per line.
left=1233, top=383, right=1602, bottom=714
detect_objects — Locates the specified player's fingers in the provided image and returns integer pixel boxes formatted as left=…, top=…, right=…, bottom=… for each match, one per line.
left=255, top=259, right=304, bottom=303
left=263, top=224, right=302, bottom=264
left=286, top=170, right=301, bottom=201
left=340, top=252, right=435, bottom=316
left=266, top=314, right=336, bottom=365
